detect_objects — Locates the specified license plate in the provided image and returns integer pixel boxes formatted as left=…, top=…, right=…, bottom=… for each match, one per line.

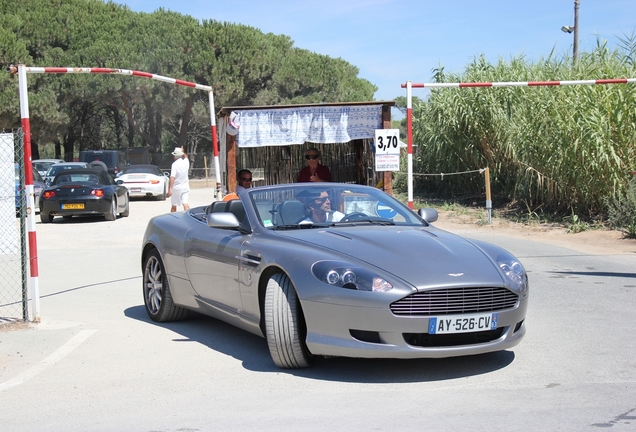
left=131, top=188, right=142, bottom=192
left=62, top=203, right=84, bottom=210
left=428, top=312, right=498, bottom=334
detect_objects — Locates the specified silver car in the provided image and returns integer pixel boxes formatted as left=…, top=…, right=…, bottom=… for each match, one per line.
left=141, top=183, right=529, bottom=368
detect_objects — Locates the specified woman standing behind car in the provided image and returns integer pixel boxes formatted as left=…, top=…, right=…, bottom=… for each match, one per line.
left=167, top=147, right=190, bottom=212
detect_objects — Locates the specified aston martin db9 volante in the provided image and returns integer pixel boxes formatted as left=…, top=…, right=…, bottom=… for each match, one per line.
left=141, top=183, right=528, bottom=368
left=39, top=168, right=130, bottom=223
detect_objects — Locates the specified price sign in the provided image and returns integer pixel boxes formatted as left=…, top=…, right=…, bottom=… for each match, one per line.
left=374, top=129, right=400, bottom=172
left=374, top=129, right=400, bottom=155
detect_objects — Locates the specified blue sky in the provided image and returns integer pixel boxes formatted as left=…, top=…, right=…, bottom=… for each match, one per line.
left=117, top=0, right=636, bottom=104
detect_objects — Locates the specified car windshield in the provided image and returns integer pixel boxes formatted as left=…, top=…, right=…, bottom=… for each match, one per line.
left=54, top=173, right=102, bottom=185
left=34, top=162, right=56, bottom=172
left=123, top=166, right=160, bottom=175
left=247, top=184, right=424, bottom=229
left=47, top=164, right=82, bottom=176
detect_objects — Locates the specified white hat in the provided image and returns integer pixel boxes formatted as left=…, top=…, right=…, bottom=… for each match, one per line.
left=171, top=147, right=184, bottom=157
left=227, top=111, right=240, bottom=136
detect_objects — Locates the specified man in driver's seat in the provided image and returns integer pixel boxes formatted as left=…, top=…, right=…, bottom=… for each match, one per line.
left=301, top=191, right=344, bottom=224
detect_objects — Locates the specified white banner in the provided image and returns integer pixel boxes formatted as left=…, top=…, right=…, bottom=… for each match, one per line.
left=0, top=132, right=18, bottom=254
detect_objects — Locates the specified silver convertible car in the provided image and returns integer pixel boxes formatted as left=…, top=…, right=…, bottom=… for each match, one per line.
left=142, top=183, right=528, bottom=368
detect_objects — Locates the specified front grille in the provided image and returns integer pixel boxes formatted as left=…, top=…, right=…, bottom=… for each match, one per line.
left=390, top=286, right=518, bottom=316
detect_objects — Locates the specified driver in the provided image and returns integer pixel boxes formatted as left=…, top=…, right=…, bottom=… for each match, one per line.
left=301, top=191, right=344, bottom=224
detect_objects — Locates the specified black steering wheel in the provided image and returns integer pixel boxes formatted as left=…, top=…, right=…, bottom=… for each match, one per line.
left=341, top=212, right=369, bottom=222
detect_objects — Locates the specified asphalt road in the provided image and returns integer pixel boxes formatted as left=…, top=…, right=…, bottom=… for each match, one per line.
left=1, top=187, right=635, bottom=431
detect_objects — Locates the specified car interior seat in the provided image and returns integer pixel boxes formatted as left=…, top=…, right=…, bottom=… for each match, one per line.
left=206, top=200, right=229, bottom=214
left=277, top=200, right=306, bottom=225
left=227, top=199, right=246, bottom=226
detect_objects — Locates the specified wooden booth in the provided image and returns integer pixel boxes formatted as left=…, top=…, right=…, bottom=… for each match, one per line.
left=216, top=101, right=396, bottom=195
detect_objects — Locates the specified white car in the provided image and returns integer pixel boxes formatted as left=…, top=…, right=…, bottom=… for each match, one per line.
left=33, top=159, right=65, bottom=177
left=115, top=164, right=168, bottom=200
left=44, top=162, right=90, bottom=184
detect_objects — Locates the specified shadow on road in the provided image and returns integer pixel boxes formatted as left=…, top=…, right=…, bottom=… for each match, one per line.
left=125, top=305, right=516, bottom=383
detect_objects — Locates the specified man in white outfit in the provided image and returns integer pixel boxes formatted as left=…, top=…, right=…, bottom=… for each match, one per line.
left=168, top=147, right=190, bottom=212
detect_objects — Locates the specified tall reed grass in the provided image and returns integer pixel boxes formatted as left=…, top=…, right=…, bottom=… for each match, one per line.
left=410, top=38, right=636, bottom=217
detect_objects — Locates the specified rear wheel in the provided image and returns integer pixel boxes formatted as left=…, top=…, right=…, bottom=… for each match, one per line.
left=157, top=186, right=166, bottom=201
left=40, top=212, right=53, bottom=223
left=143, top=249, right=188, bottom=322
left=264, top=273, right=313, bottom=368
left=104, top=198, right=116, bottom=221
left=120, top=194, right=130, bottom=217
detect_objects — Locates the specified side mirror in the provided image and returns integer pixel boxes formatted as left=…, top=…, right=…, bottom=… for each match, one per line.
left=418, top=207, right=439, bottom=223
left=116, top=180, right=124, bottom=185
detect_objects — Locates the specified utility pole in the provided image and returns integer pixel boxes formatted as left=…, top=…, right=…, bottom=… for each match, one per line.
left=561, top=0, right=580, bottom=65
left=573, top=0, right=579, bottom=63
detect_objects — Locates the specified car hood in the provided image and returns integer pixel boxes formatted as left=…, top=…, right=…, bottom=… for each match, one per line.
left=275, top=226, right=506, bottom=289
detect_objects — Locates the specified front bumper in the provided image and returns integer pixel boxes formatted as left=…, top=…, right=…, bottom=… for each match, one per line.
left=301, top=297, right=528, bottom=359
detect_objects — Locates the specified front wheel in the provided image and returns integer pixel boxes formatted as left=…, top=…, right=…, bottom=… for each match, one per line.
left=264, top=273, right=313, bottom=368
left=142, top=249, right=188, bottom=322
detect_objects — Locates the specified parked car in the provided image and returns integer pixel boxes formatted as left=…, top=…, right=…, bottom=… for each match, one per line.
left=44, top=162, right=89, bottom=185
left=14, top=163, right=46, bottom=213
left=116, top=164, right=168, bottom=200
left=141, top=183, right=528, bottom=368
left=32, top=158, right=64, bottom=177
left=79, top=150, right=127, bottom=179
left=39, top=168, right=130, bottom=223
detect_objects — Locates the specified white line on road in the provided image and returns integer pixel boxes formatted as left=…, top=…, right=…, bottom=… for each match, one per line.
left=0, top=329, right=97, bottom=392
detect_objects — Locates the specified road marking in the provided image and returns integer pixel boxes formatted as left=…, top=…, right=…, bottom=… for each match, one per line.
left=0, top=329, right=97, bottom=392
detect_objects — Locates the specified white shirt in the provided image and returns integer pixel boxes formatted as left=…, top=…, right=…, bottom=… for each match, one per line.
left=170, top=157, right=190, bottom=188
left=301, top=211, right=345, bottom=224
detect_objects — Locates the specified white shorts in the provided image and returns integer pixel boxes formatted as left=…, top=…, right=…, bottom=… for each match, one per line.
left=171, top=183, right=190, bottom=206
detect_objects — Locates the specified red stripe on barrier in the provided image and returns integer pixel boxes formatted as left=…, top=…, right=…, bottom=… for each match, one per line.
left=528, top=81, right=561, bottom=86
left=175, top=79, right=196, bottom=88
left=28, top=231, right=38, bottom=277
left=132, top=71, right=153, bottom=79
left=596, top=78, right=628, bottom=85
left=211, top=125, right=219, bottom=157
left=44, top=67, right=69, bottom=73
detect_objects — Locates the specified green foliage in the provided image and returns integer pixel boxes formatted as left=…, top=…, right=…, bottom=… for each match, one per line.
left=0, top=0, right=375, bottom=158
left=606, top=176, right=636, bottom=238
left=563, top=210, right=590, bottom=234
left=411, top=40, right=636, bottom=218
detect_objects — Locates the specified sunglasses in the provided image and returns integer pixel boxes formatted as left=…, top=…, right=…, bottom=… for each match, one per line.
left=240, top=178, right=252, bottom=182
left=305, top=155, right=319, bottom=160
left=313, top=196, right=329, bottom=204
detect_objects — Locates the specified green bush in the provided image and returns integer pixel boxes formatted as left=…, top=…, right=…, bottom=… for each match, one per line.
left=606, top=176, right=636, bottom=238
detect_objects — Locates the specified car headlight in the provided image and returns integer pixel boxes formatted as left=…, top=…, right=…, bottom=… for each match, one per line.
left=497, top=253, right=529, bottom=297
left=312, top=261, right=393, bottom=292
